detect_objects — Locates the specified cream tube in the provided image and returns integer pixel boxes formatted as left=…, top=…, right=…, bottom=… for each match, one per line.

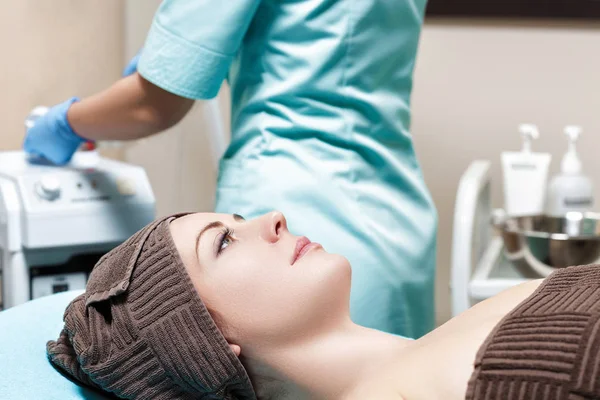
left=501, top=124, right=551, bottom=216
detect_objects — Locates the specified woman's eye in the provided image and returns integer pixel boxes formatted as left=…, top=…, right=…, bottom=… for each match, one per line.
left=217, top=228, right=235, bottom=255
left=220, top=236, right=231, bottom=252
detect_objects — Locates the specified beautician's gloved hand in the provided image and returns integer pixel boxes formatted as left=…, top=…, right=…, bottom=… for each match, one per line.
left=23, top=97, right=85, bottom=165
left=122, top=50, right=141, bottom=77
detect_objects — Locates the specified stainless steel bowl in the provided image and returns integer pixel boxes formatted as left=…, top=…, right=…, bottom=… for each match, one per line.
left=493, top=212, right=600, bottom=277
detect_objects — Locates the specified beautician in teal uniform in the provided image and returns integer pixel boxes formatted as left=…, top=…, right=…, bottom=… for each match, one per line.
left=23, top=0, right=437, bottom=338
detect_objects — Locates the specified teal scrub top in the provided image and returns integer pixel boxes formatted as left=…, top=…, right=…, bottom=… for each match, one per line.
left=138, top=0, right=437, bottom=338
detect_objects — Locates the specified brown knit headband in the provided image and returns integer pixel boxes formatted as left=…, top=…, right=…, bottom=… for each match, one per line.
left=46, top=214, right=257, bottom=399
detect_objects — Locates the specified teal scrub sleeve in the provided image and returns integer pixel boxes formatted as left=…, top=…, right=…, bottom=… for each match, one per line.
left=138, top=0, right=261, bottom=99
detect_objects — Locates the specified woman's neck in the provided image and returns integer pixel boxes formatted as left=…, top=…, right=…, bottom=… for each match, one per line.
left=244, top=321, right=412, bottom=399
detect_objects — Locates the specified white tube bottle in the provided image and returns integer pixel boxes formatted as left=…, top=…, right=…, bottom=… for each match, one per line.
left=501, top=124, right=552, bottom=216
left=546, top=126, right=594, bottom=216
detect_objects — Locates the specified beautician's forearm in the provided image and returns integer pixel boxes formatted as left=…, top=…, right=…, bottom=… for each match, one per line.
left=67, top=73, right=194, bottom=141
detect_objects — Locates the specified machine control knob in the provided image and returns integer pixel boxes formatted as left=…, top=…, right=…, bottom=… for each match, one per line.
left=36, top=175, right=61, bottom=201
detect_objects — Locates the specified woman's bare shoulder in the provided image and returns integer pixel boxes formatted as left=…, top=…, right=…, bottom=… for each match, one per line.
left=345, top=278, right=546, bottom=400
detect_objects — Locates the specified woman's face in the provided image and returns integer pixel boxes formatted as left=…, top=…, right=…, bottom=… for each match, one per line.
left=169, top=212, right=352, bottom=350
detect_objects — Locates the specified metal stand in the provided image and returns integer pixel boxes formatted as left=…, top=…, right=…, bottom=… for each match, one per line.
left=450, top=160, right=534, bottom=317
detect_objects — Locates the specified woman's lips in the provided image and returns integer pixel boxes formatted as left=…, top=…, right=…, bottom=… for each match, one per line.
left=291, top=236, right=322, bottom=264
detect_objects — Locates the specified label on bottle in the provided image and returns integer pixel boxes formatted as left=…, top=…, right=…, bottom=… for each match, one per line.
left=563, top=197, right=593, bottom=207
left=510, top=162, right=537, bottom=170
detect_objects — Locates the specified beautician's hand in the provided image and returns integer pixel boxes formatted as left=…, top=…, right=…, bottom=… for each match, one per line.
left=23, top=97, right=86, bottom=165
left=122, top=50, right=141, bottom=77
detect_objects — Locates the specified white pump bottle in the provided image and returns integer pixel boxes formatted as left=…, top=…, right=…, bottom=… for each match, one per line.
left=546, top=126, right=594, bottom=216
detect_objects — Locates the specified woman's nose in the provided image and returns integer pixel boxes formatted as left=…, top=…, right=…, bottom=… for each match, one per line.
left=261, top=211, right=287, bottom=243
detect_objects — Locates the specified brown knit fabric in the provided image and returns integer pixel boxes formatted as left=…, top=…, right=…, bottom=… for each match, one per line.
left=46, top=214, right=257, bottom=400
left=467, top=264, right=600, bottom=400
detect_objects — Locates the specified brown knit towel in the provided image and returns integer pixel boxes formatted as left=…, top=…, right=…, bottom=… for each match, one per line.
left=46, top=214, right=257, bottom=400
left=466, top=264, right=600, bottom=400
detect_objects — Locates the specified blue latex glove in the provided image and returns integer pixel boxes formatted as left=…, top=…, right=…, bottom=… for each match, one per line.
left=122, top=51, right=141, bottom=77
left=23, top=97, right=85, bottom=165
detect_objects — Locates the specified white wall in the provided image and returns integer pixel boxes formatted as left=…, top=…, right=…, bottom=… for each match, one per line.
left=0, top=1, right=123, bottom=150
left=411, top=18, right=600, bottom=325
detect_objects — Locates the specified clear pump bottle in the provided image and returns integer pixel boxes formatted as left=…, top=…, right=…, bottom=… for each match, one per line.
left=546, top=126, right=594, bottom=216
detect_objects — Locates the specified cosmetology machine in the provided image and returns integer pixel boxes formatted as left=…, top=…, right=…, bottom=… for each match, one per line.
left=451, top=124, right=599, bottom=316
left=0, top=150, right=155, bottom=309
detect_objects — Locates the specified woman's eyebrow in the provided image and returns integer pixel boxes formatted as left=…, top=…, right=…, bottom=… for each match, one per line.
left=195, top=221, right=225, bottom=254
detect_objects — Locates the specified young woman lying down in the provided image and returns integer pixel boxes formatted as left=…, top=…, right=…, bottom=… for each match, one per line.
left=48, top=212, right=600, bottom=400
